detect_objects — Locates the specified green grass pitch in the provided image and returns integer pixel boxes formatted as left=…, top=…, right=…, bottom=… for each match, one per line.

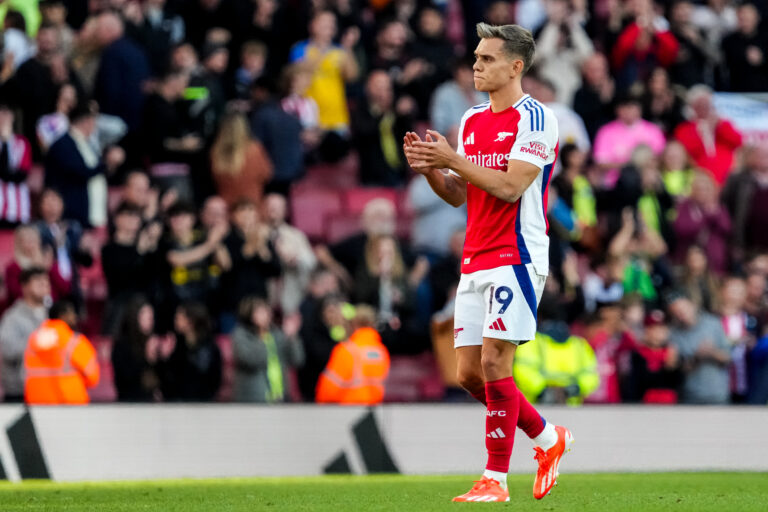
left=0, top=473, right=765, bottom=511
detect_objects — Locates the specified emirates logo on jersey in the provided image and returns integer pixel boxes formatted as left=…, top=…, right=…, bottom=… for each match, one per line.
left=520, top=141, right=548, bottom=160
left=466, top=151, right=514, bottom=168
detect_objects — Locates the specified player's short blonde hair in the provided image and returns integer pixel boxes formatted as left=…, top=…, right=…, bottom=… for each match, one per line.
left=476, top=22, right=535, bottom=73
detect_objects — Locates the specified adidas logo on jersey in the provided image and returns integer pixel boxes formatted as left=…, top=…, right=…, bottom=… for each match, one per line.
left=494, top=131, right=515, bottom=142
left=489, top=319, right=507, bottom=331
left=487, top=427, right=506, bottom=439
left=464, top=132, right=475, bottom=146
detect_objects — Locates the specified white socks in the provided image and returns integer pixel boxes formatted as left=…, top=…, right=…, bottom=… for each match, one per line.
left=483, top=469, right=508, bottom=489
left=533, top=422, right=558, bottom=451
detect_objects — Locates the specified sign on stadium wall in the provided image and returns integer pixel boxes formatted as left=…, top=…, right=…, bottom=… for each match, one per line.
left=713, top=93, right=768, bottom=144
left=0, top=405, right=766, bottom=482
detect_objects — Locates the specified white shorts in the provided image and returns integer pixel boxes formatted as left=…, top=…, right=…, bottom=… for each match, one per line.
left=453, top=264, right=547, bottom=347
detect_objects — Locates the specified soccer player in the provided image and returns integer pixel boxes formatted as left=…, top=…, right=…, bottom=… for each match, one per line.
left=403, top=23, right=573, bottom=503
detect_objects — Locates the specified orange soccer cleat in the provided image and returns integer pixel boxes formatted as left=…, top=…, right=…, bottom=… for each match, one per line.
left=532, top=425, right=574, bottom=499
left=452, top=476, right=510, bottom=502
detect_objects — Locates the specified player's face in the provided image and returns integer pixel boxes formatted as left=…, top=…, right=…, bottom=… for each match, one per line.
left=472, top=38, right=521, bottom=93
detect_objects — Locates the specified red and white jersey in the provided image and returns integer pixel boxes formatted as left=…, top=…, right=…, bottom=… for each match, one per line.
left=455, top=95, right=559, bottom=274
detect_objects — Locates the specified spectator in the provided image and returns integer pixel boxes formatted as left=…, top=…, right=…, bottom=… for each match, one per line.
left=0, top=2, right=40, bottom=36
left=111, top=296, right=162, bottom=402
left=352, top=70, right=415, bottom=187
left=317, top=197, right=401, bottom=287
left=429, top=57, right=487, bottom=139
left=119, top=170, right=161, bottom=222
left=641, top=67, right=685, bottom=135
left=0, top=101, right=32, bottom=225
left=5, top=22, right=84, bottom=151
left=720, top=3, right=768, bottom=92
left=36, top=82, right=128, bottom=155
left=316, top=305, right=390, bottom=405
left=593, top=93, right=666, bottom=182
left=169, top=41, right=225, bottom=144
left=124, top=0, right=185, bottom=76
left=210, top=112, right=273, bottom=209
left=611, top=0, right=679, bottom=90
left=429, top=228, right=465, bottom=313
left=369, top=19, right=430, bottom=112
left=297, top=272, right=345, bottom=401
left=234, top=40, right=267, bottom=100
left=0, top=267, right=50, bottom=402
left=45, top=102, right=125, bottom=228
left=668, top=0, right=718, bottom=87
left=718, top=277, right=756, bottom=402
left=407, top=172, right=467, bottom=260
left=352, top=234, right=429, bottom=354
left=220, top=199, right=281, bottom=321
left=624, top=309, right=682, bottom=403
left=514, top=321, right=599, bottom=405
left=409, top=6, right=456, bottom=116
left=744, top=270, right=768, bottom=335
left=673, top=85, right=742, bottom=185
left=199, top=195, right=230, bottom=235
left=583, top=255, right=625, bottom=313
left=660, top=140, right=694, bottom=198
left=232, top=296, right=304, bottom=402
left=530, top=77, right=591, bottom=154
left=157, top=302, right=222, bottom=401
left=552, top=144, right=597, bottom=231
left=691, top=0, right=738, bottom=52
left=249, top=77, right=304, bottom=196
left=535, top=0, right=594, bottom=105
left=39, top=1, right=74, bottom=56
left=288, top=10, right=359, bottom=132
left=667, top=290, right=731, bottom=404
left=722, top=143, right=768, bottom=259
left=141, top=70, right=200, bottom=203
left=93, top=11, right=151, bottom=131
left=35, top=188, right=94, bottom=306
left=1, top=10, right=35, bottom=74
left=159, top=201, right=230, bottom=317
left=5, top=223, right=68, bottom=304
left=101, top=203, right=162, bottom=335
left=24, top=300, right=99, bottom=404
left=178, top=0, right=238, bottom=50
left=573, top=52, right=615, bottom=141
left=36, top=82, right=77, bottom=152
left=263, top=193, right=316, bottom=315
left=673, top=174, right=731, bottom=274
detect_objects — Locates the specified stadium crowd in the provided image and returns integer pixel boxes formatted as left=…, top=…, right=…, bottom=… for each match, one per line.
left=0, top=0, right=767, bottom=405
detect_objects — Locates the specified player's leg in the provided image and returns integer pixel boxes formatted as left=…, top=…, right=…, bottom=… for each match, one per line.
left=455, top=345, right=485, bottom=403
left=480, top=336, right=520, bottom=487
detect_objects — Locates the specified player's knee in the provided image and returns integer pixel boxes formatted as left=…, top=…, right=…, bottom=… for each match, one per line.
left=456, top=367, right=484, bottom=393
left=480, top=351, right=511, bottom=381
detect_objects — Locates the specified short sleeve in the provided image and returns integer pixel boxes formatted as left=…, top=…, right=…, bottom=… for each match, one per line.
left=508, top=106, right=559, bottom=169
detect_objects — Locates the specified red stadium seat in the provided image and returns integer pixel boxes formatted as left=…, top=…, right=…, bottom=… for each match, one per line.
left=343, top=187, right=399, bottom=215
left=290, top=187, right=342, bottom=243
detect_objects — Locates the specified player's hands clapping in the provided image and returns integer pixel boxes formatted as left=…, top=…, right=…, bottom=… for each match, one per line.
left=403, top=130, right=458, bottom=171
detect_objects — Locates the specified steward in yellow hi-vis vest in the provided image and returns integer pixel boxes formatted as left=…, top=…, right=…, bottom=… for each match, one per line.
left=514, top=321, right=599, bottom=405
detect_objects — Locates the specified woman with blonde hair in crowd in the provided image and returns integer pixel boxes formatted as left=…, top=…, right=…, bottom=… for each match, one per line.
left=210, top=112, right=273, bottom=208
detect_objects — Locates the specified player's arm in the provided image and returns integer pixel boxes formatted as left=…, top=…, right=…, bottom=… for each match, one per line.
left=403, top=132, right=467, bottom=207
left=406, top=130, right=539, bottom=204
left=450, top=149, right=540, bottom=204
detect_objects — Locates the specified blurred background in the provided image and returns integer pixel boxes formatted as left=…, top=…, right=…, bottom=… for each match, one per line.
left=0, top=0, right=766, bottom=412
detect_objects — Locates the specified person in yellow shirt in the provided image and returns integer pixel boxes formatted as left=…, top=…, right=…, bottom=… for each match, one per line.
left=288, top=10, right=359, bottom=132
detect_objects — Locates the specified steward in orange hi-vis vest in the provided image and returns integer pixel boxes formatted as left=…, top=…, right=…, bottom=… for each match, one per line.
left=316, top=324, right=390, bottom=405
left=24, top=301, right=99, bottom=405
